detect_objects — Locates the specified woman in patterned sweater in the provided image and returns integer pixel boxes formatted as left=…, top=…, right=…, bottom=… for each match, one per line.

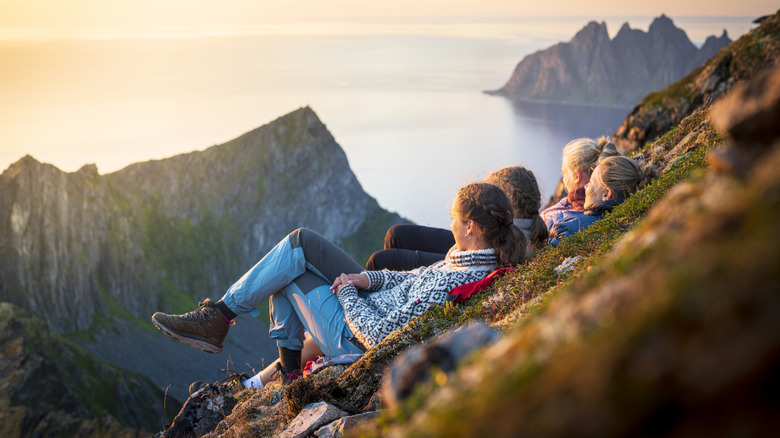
left=152, top=182, right=526, bottom=385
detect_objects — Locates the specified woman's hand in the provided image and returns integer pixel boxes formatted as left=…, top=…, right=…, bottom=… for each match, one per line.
left=330, top=273, right=369, bottom=294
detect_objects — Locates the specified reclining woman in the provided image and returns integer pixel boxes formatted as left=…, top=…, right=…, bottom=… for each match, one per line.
left=152, top=182, right=526, bottom=386
left=367, top=166, right=548, bottom=271
left=540, top=136, right=620, bottom=224
left=547, top=155, right=651, bottom=246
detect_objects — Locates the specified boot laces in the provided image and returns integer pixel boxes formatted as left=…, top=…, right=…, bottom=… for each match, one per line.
left=181, top=300, right=216, bottom=322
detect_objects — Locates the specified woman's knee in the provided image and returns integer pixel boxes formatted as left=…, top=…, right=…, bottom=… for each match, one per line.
left=366, top=250, right=390, bottom=270
left=288, top=227, right=317, bottom=249
left=385, top=224, right=416, bottom=249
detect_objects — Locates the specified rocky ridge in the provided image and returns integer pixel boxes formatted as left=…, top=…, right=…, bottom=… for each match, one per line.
left=613, top=11, right=780, bottom=152
left=0, top=106, right=404, bottom=432
left=489, top=15, right=731, bottom=106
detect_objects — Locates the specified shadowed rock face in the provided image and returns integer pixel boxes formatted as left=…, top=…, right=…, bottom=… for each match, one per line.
left=0, top=302, right=175, bottom=436
left=489, top=15, right=731, bottom=106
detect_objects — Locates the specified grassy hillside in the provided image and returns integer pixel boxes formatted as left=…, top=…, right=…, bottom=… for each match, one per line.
left=157, top=14, right=780, bottom=437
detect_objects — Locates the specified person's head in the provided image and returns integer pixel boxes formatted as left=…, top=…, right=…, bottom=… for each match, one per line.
left=451, top=182, right=527, bottom=267
left=561, top=136, right=620, bottom=193
left=584, top=156, right=649, bottom=210
left=485, top=166, right=549, bottom=250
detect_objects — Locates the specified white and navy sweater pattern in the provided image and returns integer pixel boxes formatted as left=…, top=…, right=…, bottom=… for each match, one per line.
left=336, top=247, right=498, bottom=349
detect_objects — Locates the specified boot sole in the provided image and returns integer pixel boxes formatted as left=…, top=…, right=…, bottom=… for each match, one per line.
left=151, top=315, right=223, bottom=354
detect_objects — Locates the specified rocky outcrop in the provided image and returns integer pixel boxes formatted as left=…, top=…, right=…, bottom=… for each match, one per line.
left=489, top=15, right=731, bottom=106
left=613, top=10, right=780, bottom=152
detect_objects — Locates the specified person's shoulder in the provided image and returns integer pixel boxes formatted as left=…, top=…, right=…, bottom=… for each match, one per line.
left=551, top=208, right=583, bottom=223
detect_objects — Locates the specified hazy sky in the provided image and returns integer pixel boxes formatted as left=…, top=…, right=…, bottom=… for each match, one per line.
left=1, top=0, right=776, bottom=30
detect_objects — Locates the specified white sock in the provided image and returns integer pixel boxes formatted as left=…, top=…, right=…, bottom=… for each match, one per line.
left=242, top=373, right=265, bottom=389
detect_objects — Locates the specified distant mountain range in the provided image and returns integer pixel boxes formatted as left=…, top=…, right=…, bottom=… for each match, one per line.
left=488, top=15, right=731, bottom=105
left=0, top=107, right=403, bottom=433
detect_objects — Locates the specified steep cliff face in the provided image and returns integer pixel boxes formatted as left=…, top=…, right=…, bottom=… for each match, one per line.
left=0, top=106, right=404, bottom=405
left=0, top=106, right=399, bottom=334
left=489, top=15, right=731, bottom=106
left=614, top=10, right=780, bottom=152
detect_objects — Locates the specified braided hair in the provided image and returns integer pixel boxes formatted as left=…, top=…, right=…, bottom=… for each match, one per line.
left=454, top=182, right=527, bottom=267
left=486, top=166, right=549, bottom=250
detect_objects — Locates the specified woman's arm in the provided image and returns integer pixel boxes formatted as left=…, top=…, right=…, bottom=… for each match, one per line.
left=336, top=270, right=483, bottom=348
left=363, top=270, right=419, bottom=291
left=329, top=270, right=418, bottom=292
left=336, top=283, right=443, bottom=349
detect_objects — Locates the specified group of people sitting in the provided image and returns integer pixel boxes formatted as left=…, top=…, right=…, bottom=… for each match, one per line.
left=151, top=136, right=651, bottom=391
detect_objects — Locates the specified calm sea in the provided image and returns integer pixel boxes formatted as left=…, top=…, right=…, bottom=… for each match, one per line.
left=0, top=16, right=757, bottom=228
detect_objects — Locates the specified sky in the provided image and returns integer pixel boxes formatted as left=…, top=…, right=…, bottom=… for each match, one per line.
left=1, top=0, right=776, bottom=31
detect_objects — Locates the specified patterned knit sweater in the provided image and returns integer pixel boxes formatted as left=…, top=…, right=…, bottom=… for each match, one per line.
left=336, top=248, right=498, bottom=349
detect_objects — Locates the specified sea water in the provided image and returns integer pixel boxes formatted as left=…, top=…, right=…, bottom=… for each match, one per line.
left=0, top=16, right=757, bottom=228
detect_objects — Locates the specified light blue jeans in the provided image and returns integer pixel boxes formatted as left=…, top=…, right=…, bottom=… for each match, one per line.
left=220, top=228, right=365, bottom=355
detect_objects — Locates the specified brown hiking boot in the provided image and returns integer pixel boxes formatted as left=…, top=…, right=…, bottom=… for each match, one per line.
left=151, top=298, right=230, bottom=353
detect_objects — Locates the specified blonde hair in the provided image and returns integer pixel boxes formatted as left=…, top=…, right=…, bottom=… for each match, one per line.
left=591, top=156, right=652, bottom=199
left=562, top=136, right=620, bottom=175
left=455, top=183, right=527, bottom=267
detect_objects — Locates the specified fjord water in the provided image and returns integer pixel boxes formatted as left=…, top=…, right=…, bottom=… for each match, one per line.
left=0, top=16, right=754, bottom=227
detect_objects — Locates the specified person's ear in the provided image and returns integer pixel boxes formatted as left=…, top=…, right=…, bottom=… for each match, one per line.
left=574, top=170, right=589, bottom=187
left=603, top=188, right=614, bottom=201
left=467, top=220, right=483, bottom=238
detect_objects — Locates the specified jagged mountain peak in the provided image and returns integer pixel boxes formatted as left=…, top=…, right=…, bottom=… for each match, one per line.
left=571, top=20, right=609, bottom=47
left=617, top=22, right=633, bottom=33
left=648, top=14, right=696, bottom=49
left=3, top=154, right=43, bottom=176
left=491, top=15, right=731, bottom=105
left=649, top=13, right=674, bottom=30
